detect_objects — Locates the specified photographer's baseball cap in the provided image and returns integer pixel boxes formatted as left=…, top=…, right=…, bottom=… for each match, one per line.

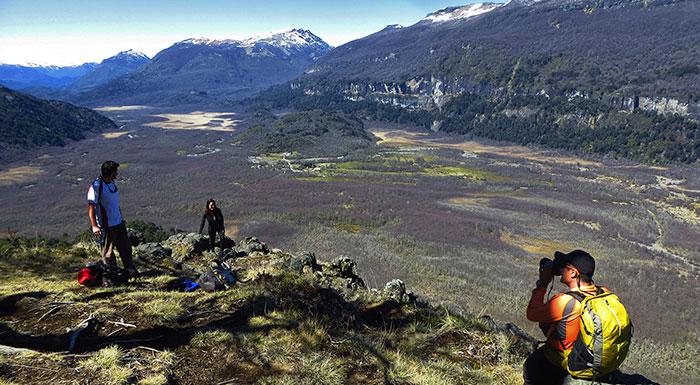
left=554, top=249, right=595, bottom=279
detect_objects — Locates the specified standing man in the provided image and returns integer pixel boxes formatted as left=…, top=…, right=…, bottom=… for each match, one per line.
left=523, top=250, right=602, bottom=385
left=87, top=160, right=138, bottom=283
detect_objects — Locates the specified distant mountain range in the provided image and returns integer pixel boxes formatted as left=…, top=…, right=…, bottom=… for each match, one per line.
left=68, top=29, right=331, bottom=106
left=0, top=29, right=331, bottom=107
left=0, top=50, right=150, bottom=99
left=0, top=62, right=98, bottom=90
left=0, top=86, right=116, bottom=161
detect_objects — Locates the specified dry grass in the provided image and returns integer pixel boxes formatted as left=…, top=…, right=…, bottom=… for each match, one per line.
left=79, top=346, right=133, bottom=385
left=499, top=231, right=579, bottom=258
left=0, top=166, right=45, bottom=185
left=94, top=105, right=152, bottom=112
left=143, top=111, right=240, bottom=131
left=369, top=128, right=603, bottom=167
left=101, top=131, right=134, bottom=139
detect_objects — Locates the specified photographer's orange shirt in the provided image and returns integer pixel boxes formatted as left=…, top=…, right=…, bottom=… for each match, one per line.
left=526, top=284, right=606, bottom=351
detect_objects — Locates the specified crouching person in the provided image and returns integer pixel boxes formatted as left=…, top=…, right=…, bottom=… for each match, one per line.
left=87, top=160, right=139, bottom=285
left=523, top=249, right=631, bottom=385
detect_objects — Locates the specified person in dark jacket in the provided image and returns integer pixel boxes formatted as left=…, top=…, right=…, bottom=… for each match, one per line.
left=199, top=199, right=225, bottom=250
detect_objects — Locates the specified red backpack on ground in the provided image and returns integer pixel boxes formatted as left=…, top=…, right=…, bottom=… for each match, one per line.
left=77, top=262, right=103, bottom=287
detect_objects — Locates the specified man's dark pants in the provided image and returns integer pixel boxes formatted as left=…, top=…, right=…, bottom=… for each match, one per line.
left=523, top=346, right=568, bottom=385
left=101, top=222, right=135, bottom=269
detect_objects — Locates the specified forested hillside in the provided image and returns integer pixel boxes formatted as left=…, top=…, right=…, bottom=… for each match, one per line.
left=0, top=86, right=116, bottom=160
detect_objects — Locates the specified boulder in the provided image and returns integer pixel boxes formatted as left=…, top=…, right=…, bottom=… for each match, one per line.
left=220, top=236, right=236, bottom=249
left=235, top=236, right=269, bottom=256
left=324, top=257, right=357, bottom=278
left=383, top=279, right=415, bottom=303
left=163, top=233, right=209, bottom=262
left=126, top=227, right=144, bottom=247
left=249, top=250, right=320, bottom=277
left=134, top=242, right=172, bottom=265
left=383, top=279, right=406, bottom=301
left=283, top=252, right=321, bottom=275
left=322, top=257, right=365, bottom=290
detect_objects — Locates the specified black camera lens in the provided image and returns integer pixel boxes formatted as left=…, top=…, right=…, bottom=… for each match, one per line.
left=539, top=257, right=553, bottom=271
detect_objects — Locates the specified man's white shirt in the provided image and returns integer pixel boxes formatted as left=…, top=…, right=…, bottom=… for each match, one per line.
left=87, top=178, right=122, bottom=228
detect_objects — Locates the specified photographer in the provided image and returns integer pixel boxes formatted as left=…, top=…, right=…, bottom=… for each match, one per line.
left=523, top=249, right=604, bottom=385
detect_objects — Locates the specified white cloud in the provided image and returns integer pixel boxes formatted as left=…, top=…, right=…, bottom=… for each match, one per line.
left=0, top=35, right=182, bottom=66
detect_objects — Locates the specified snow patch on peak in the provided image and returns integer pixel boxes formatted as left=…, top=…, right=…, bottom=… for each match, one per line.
left=178, top=37, right=218, bottom=45
left=251, top=29, right=329, bottom=49
left=117, top=49, right=149, bottom=58
left=423, top=2, right=504, bottom=23
left=177, top=29, right=329, bottom=51
left=21, top=62, right=58, bottom=68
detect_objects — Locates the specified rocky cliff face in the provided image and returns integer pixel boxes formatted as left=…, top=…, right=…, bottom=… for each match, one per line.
left=294, top=76, right=698, bottom=118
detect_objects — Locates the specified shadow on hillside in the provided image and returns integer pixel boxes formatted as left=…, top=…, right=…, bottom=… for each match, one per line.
left=0, top=291, right=49, bottom=317
left=76, top=288, right=132, bottom=302
left=0, top=294, right=296, bottom=353
left=348, top=334, right=392, bottom=384
left=575, top=371, right=661, bottom=385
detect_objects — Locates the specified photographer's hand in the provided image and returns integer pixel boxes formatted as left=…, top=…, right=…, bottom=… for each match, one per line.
left=538, top=265, right=554, bottom=287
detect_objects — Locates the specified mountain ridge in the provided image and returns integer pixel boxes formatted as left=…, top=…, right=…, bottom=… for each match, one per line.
left=69, top=29, right=332, bottom=106
left=0, top=62, right=98, bottom=90
left=67, top=50, right=150, bottom=92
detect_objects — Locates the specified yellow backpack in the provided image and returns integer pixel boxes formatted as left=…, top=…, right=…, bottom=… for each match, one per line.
left=561, top=288, right=633, bottom=379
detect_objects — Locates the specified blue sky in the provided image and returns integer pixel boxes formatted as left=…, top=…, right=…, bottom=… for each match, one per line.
left=0, top=0, right=479, bottom=66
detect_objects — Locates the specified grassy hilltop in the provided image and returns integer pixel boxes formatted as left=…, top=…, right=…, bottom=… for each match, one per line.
left=0, top=233, right=533, bottom=385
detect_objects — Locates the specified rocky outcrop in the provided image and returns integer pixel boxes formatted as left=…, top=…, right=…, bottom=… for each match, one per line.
left=126, top=228, right=143, bottom=247
left=638, top=96, right=689, bottom=116
left=162, top=233, right=209, bottom=262
left=320, top=256, right=366, bottom=291
left=234, top=236, right=269, bottom=256
left=133, top=242, right=172, bottom=265
left=382, top=279, right=416, bottom=303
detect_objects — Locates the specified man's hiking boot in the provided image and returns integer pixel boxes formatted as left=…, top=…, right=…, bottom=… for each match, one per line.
left=124, top=268, right=141, bottom=280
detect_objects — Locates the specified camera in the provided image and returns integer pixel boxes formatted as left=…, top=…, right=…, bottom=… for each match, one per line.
left=539, top=257, right=563, bottom=276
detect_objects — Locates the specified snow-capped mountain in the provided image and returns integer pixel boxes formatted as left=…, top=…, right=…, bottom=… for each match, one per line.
left=71, top=29, right=332, bottom=105
left=0, top=62, right=97, bottom=90
left=68, top=50, right=150, bottom=92
left=422, top=3, right=505, bottom=23
left=176, top=29, right=331, bottom=59
left=105, top=49, right=150, bottom=64
left=0, top=50, right=149, bottom=94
